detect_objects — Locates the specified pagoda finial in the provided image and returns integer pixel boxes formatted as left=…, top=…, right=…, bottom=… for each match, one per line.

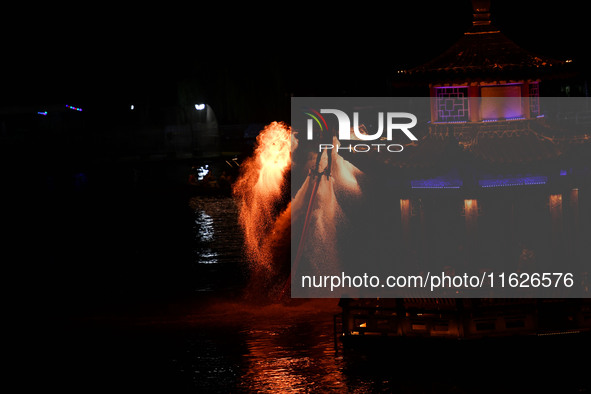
left=471, top=0, right=491, bottom=26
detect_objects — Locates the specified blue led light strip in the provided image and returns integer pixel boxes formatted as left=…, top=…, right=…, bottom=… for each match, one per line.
left=411, top=179, right=463, bottom=189
left=479, top=176, right=547, bottom=188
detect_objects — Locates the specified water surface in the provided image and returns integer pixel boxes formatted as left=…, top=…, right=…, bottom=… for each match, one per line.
left=33, top=194, right=591, bottom=393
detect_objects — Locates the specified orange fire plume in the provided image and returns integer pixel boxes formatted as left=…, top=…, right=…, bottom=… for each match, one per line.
left=232, top=122, right=293, bottom=286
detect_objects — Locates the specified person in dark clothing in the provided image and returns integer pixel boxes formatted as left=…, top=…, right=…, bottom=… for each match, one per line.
left=313, top=127, right=336, bottom=179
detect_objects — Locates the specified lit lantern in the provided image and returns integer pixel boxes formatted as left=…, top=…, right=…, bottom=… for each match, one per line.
left=549, top=194, right=562, bottom=213
left=400, top=199, right=411, bottom=243
left=463, top=199, right=480, bottom=234
left=570, top=189, right=579, bottom=230
left=549, top=194, right=563, bottom=236
left=400, top=199, right=411, bottom=219
left=462, top=199, right=480, bottom=216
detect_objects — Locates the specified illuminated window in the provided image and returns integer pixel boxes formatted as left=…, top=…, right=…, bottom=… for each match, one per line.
left=354, top=319, right=367, bottom=328
left=480, top=84, right=523, bottom=120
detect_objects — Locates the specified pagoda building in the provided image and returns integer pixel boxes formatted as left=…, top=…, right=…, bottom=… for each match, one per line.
left=409, top=0, right=566, bottom=94
left=388, top=0, right=585, bottom=170
left=336, top=0, right=590, bottom=342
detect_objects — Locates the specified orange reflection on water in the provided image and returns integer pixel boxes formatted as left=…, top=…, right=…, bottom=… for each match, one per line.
left=238, top=300, right=346, bottom=393
left=187, top=299, right=347, bottom=393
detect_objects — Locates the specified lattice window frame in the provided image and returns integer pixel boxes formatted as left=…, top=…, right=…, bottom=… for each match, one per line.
left=529, top=82, right=540, bottom=116
left=435, top=87, right=470, bottom=122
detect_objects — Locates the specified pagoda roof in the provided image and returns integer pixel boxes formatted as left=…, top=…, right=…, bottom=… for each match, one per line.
left=404, top=1, right=570, bottom=83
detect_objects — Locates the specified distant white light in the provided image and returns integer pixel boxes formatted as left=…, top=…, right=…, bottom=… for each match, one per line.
left=195, top=104, right=205, bottom=110
left=130, top=105, right=134, bottom=110
left=197, top=165, right=209, bottom=180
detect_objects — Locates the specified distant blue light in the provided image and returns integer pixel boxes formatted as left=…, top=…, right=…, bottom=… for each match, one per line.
left=66, top=105, right=83, bottom=112
left=479, top=176, right=547, bottom=188
left=560, top=170, right=567, bottom=176
left=37, top=111, right=47, bottom=116
left=411, top=179, right=463, bottom=189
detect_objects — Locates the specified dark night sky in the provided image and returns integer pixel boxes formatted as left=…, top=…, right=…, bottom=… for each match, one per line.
left=1, top=1, right=588, bottom=123
left=2, top=0, right=590, bottom=350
